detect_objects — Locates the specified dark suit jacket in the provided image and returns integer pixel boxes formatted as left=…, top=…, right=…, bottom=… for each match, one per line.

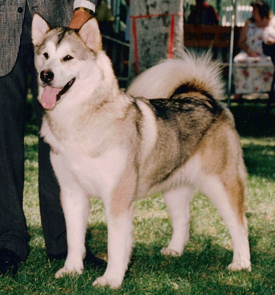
left=0, top=0, right=96, bottom=76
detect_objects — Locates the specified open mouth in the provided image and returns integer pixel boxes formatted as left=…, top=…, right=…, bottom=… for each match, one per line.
left=41, top=78, right=76, bottom=110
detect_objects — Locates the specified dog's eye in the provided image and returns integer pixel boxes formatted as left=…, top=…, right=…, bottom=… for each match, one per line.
left=63, top=55, right=74, bottom=62
left=43, top=52, right=49, bottom=59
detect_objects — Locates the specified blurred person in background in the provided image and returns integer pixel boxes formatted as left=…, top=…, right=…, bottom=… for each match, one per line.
left=187, top=0, right=220, bottom=25
left=233, top=1, right=274, bottom=100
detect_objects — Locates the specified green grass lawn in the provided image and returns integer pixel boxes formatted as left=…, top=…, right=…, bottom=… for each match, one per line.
left=0, top=103, right=275, bottom=294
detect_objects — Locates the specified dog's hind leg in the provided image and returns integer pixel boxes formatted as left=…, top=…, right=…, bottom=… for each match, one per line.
left=161, top=186, right=194, bottom=256
left=198, top=173, right=251, bottom=271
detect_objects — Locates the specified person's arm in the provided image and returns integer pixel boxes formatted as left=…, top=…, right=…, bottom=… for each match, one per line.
left=264, top=17, right=275, bottom=45
left=69, top=0, right=97, bottom=29
left=265, top=36, right=275, bottom=45
left=238, top=21, right=259, bottom=57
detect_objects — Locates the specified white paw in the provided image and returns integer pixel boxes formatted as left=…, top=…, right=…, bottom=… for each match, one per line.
left=92, top=275, right=122, bottom=289
left=228, top=260, right=251, bottom=272
left=55, top=264, right=83, bottom=278
left=161, top=247, right=181, bottom=257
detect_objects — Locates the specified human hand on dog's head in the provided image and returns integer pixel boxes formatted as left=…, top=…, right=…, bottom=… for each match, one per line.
left=69, top=10, right=92, bottom=29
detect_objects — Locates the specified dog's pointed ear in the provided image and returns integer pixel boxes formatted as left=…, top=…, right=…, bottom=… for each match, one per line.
left=78, top=18, right=102, bottom=52
left=32, top=14, right=51, bottom=46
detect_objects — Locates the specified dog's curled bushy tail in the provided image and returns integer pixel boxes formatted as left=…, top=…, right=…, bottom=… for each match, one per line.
left=127, top=50, right=225, bottom=101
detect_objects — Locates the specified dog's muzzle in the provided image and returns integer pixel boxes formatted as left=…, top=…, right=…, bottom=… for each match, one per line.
left=40, top=70, right=76, bottom=110
left=40, top=70, right=54, bottom=84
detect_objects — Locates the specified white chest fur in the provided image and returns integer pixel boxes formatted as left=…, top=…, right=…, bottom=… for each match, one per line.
left=41, top=117, right=128, bottom=200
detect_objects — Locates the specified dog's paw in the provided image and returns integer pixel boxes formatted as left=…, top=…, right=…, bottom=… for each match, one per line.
left=161, top=247, right=181, bottom=257
left=55, top=265, right=83, bottom=278
left=92, top=276, right=121, bottom=289
left=228, top=260, right=251, bottom=272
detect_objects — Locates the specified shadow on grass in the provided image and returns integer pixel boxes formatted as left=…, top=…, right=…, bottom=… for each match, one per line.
left=242, top=143, right=275, bottom=180
left=86, top=222, right=275, bottom=292
left=230, top=102, right=275, bottom=137
left=129, top=236, right=274, bottom=293
left=12, top=218, right=274, bottom=294
left=228, top=102, right=275, bottom=181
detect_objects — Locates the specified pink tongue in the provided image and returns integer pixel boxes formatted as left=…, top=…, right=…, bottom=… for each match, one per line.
left=41, top=86, right=61, bottom=109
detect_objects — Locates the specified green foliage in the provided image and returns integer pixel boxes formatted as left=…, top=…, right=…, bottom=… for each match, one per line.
left=0, top=121, right=274, bottom=294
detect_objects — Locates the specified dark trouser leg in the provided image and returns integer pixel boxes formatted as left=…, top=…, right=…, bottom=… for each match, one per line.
left=0, top=1, right=67, bottom=261
left=0, top=24, right=31, bottom=262
left=33, top=98, right=67, bottom=256
left=39, top=139, right=67, bottom=257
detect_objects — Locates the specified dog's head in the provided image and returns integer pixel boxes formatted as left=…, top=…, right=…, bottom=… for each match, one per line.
left=32, top=14, right=102, bottom=109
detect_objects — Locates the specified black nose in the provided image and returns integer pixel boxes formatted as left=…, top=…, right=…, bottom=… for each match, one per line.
left=40, top=70, right=54, bottom=83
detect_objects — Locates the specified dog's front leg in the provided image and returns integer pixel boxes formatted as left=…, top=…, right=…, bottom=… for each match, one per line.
left=50, top=153, right=90, bottom=278
left=55, top=187, right=90, bottom=278
left=93, top=205, right=134, bottom=288
left=93, top=178, right=135, bottom=289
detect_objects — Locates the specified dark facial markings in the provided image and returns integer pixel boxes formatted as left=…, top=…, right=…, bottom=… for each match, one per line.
left=37, top=27, right=94, bottom=64
left=63, top=55, right=74, bottom=62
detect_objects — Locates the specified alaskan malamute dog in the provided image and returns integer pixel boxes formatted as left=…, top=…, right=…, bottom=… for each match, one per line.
left=32, top=14, right=251, bottom=288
